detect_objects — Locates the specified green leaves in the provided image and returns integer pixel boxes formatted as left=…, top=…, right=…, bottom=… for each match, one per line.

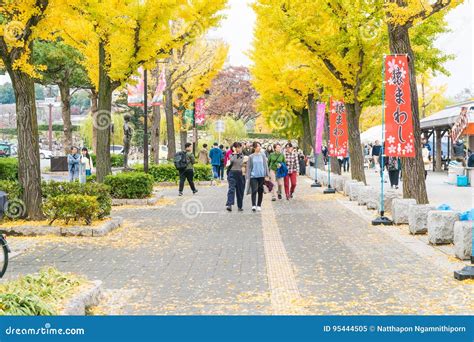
left=104, top=172, right=154, bottom=199
left=43, top=194, right=99, bottom=225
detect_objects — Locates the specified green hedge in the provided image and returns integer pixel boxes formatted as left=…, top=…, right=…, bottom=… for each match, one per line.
left=0, top=158, right=18, bottom=180
left=90, top=154, right=124, bottom=168
left=43, top=194, right=99, bottom=225
left=0, top=125, right=79, bottom=135
left=247, top=133, right=277, bottom=139
left=41, top=181, right=111, bottom=219
left=0, top=180, right=22, bottom=199
left=104, top=172, right=154, bottom=199
left=136, top=163, right=212, bottom=183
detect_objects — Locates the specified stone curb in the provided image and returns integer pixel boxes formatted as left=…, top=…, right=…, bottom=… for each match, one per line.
left=112, top=192, right=164, bottom=206
left=1, top=217, right=123, bottom=237
left=60, top=280, right=103, bottom=315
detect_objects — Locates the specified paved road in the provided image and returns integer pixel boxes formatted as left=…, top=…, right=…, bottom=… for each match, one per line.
left=4, top=178, right=473, bottom=315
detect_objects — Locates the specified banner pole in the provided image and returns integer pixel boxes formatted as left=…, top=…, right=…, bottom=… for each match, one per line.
left=372, top=56, right=393, bottom=225
left=324, top=99, right=335, bottom=194
left=312, top=101, right=322, bottom=188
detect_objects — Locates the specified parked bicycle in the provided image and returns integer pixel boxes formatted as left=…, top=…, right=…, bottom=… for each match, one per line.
left=0, top=232, right=10, bottom=278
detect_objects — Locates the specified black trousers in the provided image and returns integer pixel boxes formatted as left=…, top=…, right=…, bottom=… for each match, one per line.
left=250, top=177, right=265, bottom=207
left=179, top=169, right=196, bottom=192
left=227, top=171, right=244, bottom=208
left=388, top=170, right=400, bottom=187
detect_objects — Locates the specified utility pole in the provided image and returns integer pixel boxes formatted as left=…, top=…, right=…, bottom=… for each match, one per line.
left=144, top=69, right=149, bottom=172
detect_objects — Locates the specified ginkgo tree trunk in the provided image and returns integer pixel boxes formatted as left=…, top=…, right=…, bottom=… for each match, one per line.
left=0, top=0, right=55, bottom=219
left=385, top=0, right=462, bottom=204
left=62, top=0, right=226, bottom=181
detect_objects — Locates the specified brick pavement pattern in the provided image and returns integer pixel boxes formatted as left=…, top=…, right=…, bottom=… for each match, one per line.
left=3, top=179, right=473, bottom=315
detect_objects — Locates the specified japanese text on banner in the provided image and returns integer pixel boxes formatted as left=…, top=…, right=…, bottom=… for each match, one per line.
left=384, top=55, right=415, bottom=158
left=328, top=98, right=348, bottom=157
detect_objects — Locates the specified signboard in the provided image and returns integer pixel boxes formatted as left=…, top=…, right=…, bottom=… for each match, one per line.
left=215, top=120, right=225, bottom=133
left=328, top=98, right=348, bottom=157
left=451, top=107, right=469, bottom=142
left=151, top=68, right=166, bottom=107
left=194, top=98, right=206, bottom=126
left=314, top=102, right=325, bottom=154
left=127, top=67, right=145, bottom=107
left=384, top=55, right=415, bottom=158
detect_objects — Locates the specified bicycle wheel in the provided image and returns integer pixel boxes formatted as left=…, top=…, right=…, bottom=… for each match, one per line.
left=0, top=238, right=8, bottom=278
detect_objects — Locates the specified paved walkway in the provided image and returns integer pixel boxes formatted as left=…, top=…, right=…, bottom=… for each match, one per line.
left=3, top=178, right=473, bottom=315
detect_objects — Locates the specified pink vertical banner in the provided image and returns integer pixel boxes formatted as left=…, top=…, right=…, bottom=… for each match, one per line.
left=194, top=98, right=206, bottom=126
left=314, top=102, right=326, bottom=154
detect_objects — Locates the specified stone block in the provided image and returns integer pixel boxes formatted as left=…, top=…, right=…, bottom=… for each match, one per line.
left=349, top=182, right=365, bottom=201
left=408, top=204, right=436, bottom=234
left=343, top=180, right=357, bottom=196
left=427, top=211, right=459, bottom=245
left=453, top=221, right=473, bottom=260
left=392, top=198, right=417, bottom=225
left=357, top=186, right=372, bottom=206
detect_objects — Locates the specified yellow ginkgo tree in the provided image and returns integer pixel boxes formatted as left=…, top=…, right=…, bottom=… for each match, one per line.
left=385, top=0, right=463, bottom=203
left=0, top=0, right=66, bottom=219
left=60, top=0, right=227, bottom=181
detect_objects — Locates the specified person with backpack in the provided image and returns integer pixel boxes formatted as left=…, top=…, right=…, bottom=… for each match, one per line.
left=209, top=142, right=223, bottom=181
left=245, top=142, right=269, bottom=212
left=219, top=144, right=226, bottom=180
left=176, top=143, right=198, bottom=196
left=283, top=142, right=300, bottom=200
left=268, top=143, right=286, bottom=201
left=226, top=142, right=245, bottom=212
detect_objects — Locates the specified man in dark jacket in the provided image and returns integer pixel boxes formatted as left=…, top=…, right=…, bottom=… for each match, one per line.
left=179, top=143, right=198, bottom=196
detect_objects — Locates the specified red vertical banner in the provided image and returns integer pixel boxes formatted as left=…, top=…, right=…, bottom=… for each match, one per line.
left=194, top=98, right=206, bottom=126
left=328, top=98, right=349, bottom=157
left=384, top=55, right=415, bottom=158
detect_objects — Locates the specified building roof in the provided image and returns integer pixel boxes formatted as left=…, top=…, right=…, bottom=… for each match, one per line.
left=420, top=100, right=474, bottom=131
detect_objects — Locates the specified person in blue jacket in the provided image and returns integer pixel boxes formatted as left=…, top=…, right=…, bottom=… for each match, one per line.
left=209, top=142, right=223, bottom=180
left=67, top=146, right=81, bottom=182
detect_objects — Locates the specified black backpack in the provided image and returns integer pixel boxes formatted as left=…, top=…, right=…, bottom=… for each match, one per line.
left=174, top=151, right=188, bottom=170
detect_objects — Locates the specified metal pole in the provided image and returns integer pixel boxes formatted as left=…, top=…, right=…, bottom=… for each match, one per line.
left=48, top=103, right=53, bottom=151
left=193, top=101, right=197, bottom=155
left=143, top=69, right=149, bottom=173
left=372, top=55, right=393, bottom=225
left=312, top=101, right=322, bottom=188
left=324, top=103, right=335, bottom=194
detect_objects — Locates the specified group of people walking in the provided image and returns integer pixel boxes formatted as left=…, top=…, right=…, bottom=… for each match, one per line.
left=183, top=141, right=303, bottom=212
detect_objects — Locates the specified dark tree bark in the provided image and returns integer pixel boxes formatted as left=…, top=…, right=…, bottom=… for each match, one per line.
left=151, top=105, right=161, bottom=164
left=345, top=102, right=366, bottom=183
left=164, top=68, right=176, bottom=159
left=435, top=129, right=442, bottom=172
left=96, top=42, right=113, bottom=182
left=59, top=83, right=73, bottom=154
left=323, top=111, right=340, bottom=175
left=301, top=107, right=312, bottom=155
left=90, top=89, right=98, bottom=152
left=10, top=69, right=43, bottom=219
left=388, top=22, right=429, bottom=204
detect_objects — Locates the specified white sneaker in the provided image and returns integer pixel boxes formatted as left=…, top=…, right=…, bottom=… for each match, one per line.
left=252, top=206, right=257, bottom=212
left=256, top=206, right=262, bottom=212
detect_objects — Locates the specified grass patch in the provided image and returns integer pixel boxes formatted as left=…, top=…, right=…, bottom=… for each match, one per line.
left=0, top=267, right=85, bottom=315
